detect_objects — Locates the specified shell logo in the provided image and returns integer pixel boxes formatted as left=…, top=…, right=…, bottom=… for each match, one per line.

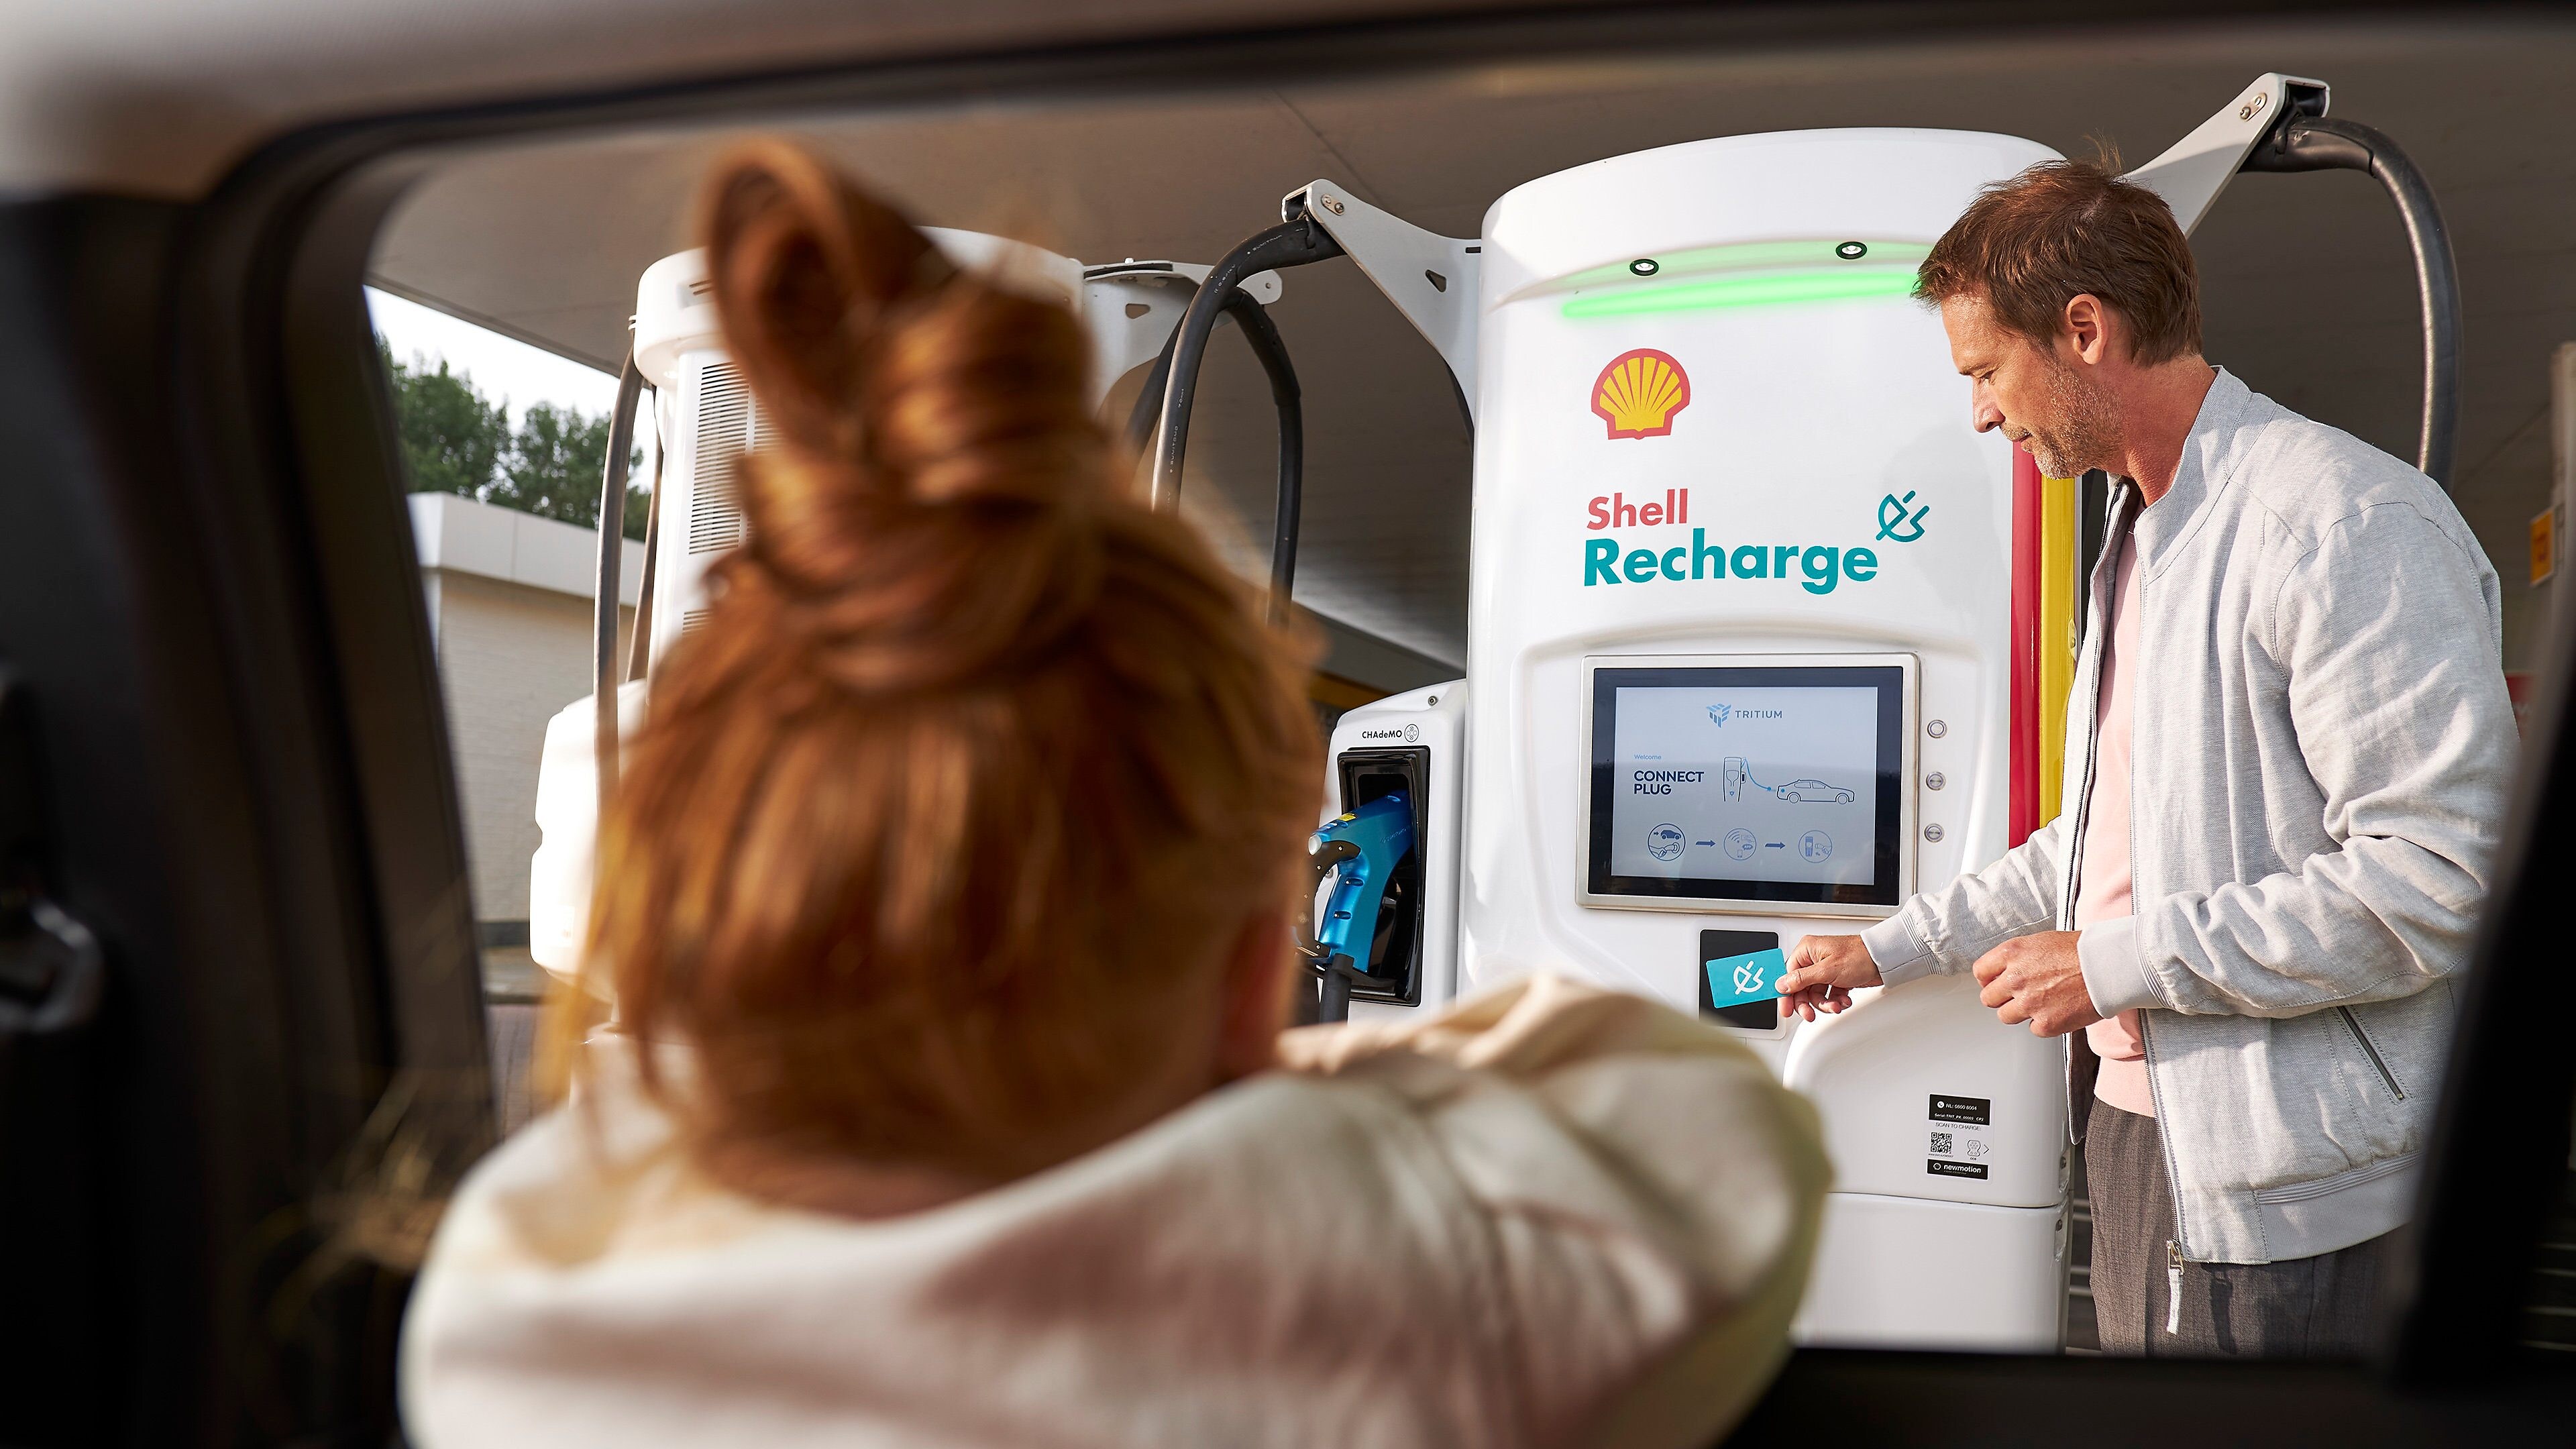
left=1592, top=349, right=1691, bottom=439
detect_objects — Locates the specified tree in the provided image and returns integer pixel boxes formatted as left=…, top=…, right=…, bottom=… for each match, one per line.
left=493, top=402, right=606, bottom=525
left=382, top=339, right=506, bottom=501
left=378, top=338, right=646, bottom=540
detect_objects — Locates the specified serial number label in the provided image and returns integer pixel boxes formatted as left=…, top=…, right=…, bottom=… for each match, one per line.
left=1929, top=1093, right=1992, bottom=1126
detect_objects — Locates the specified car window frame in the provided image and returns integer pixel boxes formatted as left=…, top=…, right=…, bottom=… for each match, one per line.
left=139, top=1, right=2576, bottom=1436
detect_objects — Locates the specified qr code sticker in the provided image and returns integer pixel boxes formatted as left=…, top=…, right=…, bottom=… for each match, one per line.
left=1929, top=1132, right=1955, bottom=1156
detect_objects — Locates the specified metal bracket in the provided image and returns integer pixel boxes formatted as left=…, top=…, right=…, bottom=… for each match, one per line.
left=2123, top=73, right=2330, bottom=235
left=1281, top=180, right=1481, bottom=418
left=1081, top=260, right=1282, bottom=403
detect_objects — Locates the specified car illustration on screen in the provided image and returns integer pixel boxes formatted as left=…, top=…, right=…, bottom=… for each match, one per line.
left=1776, top=778, right=1856, bottom=804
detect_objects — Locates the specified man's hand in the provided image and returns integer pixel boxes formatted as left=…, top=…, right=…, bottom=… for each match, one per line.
left=1972, top=930, right=2103, bottom=1036
left=1776, top=935, right=1883, bottom=1021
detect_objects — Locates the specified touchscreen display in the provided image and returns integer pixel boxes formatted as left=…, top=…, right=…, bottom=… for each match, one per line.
left=1588, top=663, right=1905, bottom=908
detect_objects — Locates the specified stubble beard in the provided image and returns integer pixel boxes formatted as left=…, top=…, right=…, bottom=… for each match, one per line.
left=2022, top=358, right=2119, bottom=480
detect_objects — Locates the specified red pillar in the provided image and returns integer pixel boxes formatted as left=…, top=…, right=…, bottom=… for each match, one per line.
left=2008, top=449, right=2044, bottom=847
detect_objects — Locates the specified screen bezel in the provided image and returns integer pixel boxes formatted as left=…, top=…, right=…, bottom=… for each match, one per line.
left=1580, top=653, right=1917, bottom=917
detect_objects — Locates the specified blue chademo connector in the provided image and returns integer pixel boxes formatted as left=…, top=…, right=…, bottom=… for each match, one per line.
left=1299, top=792, right=1415, bottom=1020
left=1310, top=792, right=1414, bottom=979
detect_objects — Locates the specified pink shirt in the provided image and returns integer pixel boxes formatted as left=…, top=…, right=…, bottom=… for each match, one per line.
left=2078, top=537, right=2154, bottom=1118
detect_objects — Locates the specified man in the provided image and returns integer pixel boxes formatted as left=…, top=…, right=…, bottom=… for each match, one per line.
left=1774, top=158, right=2512, bottom=1356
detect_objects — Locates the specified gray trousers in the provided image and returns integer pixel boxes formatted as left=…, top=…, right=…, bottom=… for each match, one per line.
left=2088, top=1099, right=2398, bottom=1357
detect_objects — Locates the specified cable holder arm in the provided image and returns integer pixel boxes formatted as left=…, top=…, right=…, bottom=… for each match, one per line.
left=1283, top=181, right=1481, bottom=421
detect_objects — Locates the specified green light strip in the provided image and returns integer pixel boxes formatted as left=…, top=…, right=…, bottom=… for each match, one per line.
left=1563, top=266, right=1917, bottom=319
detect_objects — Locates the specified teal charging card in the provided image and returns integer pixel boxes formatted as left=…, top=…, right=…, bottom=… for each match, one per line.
left=1705, top=947, right=1787, bottom=1010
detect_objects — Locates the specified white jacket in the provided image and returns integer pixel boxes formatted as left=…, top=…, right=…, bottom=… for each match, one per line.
left=1864, top=370, right=2512, bottom=1263
left=400, top=975, right=1828, bottom=1448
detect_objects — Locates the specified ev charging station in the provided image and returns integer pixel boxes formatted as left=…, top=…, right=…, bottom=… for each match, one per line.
left=543, top=70, right=2460, bottom=1354
left=1153, top=72, right=2460, bottom=1350
left=1291, top=123, right=2076, bottom=1351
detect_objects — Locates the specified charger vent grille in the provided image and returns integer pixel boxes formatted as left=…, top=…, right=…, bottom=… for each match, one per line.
left=688, top=362, right=761, bottom=555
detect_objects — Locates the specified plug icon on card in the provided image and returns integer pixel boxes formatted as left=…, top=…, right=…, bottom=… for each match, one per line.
left=1704, top=947, right=1786, bottom=1009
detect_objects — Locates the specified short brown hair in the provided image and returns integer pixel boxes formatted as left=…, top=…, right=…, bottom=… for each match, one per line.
left=572, top=144, right=1321, bottom=1183
left=1914, top=157, right=2202, bottom=365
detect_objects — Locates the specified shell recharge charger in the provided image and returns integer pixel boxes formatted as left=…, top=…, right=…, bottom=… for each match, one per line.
left=1148, top=74, right=2460, bottom=1350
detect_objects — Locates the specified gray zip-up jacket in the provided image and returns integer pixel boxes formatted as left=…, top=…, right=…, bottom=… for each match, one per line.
left=1862, top=370, right=2512, bottom=1265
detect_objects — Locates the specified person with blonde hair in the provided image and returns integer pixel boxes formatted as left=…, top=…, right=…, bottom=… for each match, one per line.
left=400, top=142, right=1827, bottom=1448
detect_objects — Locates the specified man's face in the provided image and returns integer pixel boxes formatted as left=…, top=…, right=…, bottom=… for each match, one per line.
left=1941, top=293, right=2116, bottom=480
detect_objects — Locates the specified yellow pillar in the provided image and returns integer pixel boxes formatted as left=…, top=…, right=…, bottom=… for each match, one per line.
left=2037, top=475, right=2080, bottom=824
